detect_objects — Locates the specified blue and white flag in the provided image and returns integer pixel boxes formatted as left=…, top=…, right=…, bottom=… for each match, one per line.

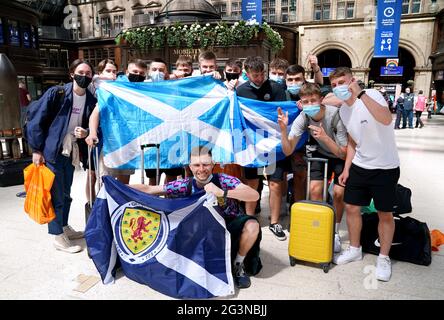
left=96, top=76, right=305, bottom=169
left=85, top=176, right=234, bottom=299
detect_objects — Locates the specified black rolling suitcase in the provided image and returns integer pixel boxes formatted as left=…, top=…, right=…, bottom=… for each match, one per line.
left=140, top=143, right=160, bottom=184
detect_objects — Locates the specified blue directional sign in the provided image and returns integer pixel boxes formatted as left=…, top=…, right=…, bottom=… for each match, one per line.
left=322, top=67, right=336, bottom=77
left=380, top=66, right=404, bottom=76
left=242, top=0, right=262, bottom=24
left=374, top=0, right=402, bottom=58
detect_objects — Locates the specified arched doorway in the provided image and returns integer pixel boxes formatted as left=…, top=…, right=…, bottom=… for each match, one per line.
left=317, top=49, right=352, bottom=85
left=368, top=47, right=416, bottom=90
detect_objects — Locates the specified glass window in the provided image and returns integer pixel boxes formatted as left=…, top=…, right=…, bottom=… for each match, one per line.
left=8, top=20, right=20, bottom=46
left=282, top=0, right=288, bottom=6
left=49, top=49, right=59, bottom=68
left=402, top=0, right=409, bottom=14
left=101, top=17, right=111, bottom=37
left=411, top=0, right=421, bottom=13
left=337, top=2, right=345, bottom=19
left=39, top=49, right=48, bottom=66
left=114, top=15, right=124, bottom=31
left=60, top=50, right=68, bottom=69
left=346, top=1, right=354, bottom=18
left=314, top=0, right=330, bottom=20
left=270, top=0, right=275, bottom=8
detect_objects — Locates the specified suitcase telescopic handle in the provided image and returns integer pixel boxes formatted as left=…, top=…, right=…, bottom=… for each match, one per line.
left=140, top=144, right=160, bottom=185
left=305, top=157, right=329, bottom=202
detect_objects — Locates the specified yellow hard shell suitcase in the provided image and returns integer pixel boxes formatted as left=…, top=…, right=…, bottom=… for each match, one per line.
left=288, top=158, right=335, bottom=273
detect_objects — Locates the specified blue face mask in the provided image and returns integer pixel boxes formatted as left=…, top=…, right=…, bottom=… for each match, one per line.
left=333, top=84, right=352, bottom=101
left=287, top=84, right=301, bottom=95
left=242, top=70, right=249, bottom=81
left=150, top=71, right=165, bottom=82
left=303, top=104, right=321, bottom=118
left=269, top=74, right=284, bottom=85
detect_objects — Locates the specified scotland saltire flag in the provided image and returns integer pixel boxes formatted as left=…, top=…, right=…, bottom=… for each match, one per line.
left=96, top=76, right=306, bottom=169
left=85, top=176, right=234, bottom=299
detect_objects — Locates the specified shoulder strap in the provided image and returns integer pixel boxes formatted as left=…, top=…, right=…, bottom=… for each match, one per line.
left=331, top=108, right=340, bottom=136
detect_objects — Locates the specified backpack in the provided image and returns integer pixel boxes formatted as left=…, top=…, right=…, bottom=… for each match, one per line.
left=24, top=87, right=65, bottom=142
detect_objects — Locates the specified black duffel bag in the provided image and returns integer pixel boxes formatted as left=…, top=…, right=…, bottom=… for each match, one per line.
left=394, top=184, right=412, bottom=214
left=361, top=213, right=432, bottom=266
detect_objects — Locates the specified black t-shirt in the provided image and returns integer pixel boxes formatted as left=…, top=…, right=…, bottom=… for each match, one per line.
left=236, top=79, right=287, bottom=102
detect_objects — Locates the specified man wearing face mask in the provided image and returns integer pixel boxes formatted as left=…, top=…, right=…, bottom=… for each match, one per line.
left=278, top=83, right=348, bottom=253
left=329, top=67, right=400, bottom=282
left=224, top=58, right=242, bottom=91
left=146, top=58, right=169, bottom=82
left=236, top=56, right=289, bottom=241
left=25, top=59, right=97, bottom=253
left=194, top=51, right=222, bottom=79
left=269, top=58, right=289, bottom=87
left=143, top=58, right=185, bottom=185
left=172, top=55, right=194, bottom=79
left=117, top=59, right=147, bottom=83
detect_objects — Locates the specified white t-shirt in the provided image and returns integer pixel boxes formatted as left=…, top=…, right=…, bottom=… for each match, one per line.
left=67, top=92, right=86, bottom=136
left=339, top=89, right=400, bottom=169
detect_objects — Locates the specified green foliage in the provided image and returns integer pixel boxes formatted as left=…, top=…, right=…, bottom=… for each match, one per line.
left=118, top=20, right=284, bottom=53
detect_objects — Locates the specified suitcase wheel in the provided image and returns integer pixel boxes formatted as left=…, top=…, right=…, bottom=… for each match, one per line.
left=321, top=263, right=330, bottom=273
left=289, top=256, right=297, bottom=266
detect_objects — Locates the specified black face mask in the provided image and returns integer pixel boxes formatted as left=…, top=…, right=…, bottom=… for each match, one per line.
left=74, top=74, right=93, bottom=89
left=128, top=73, right=146, bottom=82
left=225, top=72, right=240, bottom=81
left=183, top=72, right=193, bottom=78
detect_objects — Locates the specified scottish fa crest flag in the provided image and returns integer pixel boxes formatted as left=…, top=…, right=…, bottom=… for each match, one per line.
left=96, top=76, right=305, bottom=169
left=85, top=176, right=234, bottom=299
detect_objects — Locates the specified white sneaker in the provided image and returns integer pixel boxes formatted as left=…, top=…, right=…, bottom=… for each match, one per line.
left=54, top=234, right=82, bottom=253
left=63, top=225, right=84, bottom=240
left=333, top=246, right=362, bottom=265
left=376, top=256, right=392, bottom=282
left=334, top=233, right=341, bottom=253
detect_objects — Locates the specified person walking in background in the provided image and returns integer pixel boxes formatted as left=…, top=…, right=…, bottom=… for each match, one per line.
left=18, top=80, right=32, bottom=128
left=427, top=97, right=434, bottom=119
left=402, top=88, right=414, bottom=129
left=394, top=92, right=405, bottom=129
left=414, top=90, right=426, bottom=128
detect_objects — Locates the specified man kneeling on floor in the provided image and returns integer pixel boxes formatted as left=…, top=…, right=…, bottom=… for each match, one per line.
left=131, top=146, right=262, bottom=289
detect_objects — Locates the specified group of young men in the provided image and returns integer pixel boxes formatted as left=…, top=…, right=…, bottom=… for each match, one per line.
left=26, top=49, right=401, bottom=291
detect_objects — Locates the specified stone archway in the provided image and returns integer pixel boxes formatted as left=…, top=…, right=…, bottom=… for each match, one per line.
left=308, top=41, right=360, bottom=69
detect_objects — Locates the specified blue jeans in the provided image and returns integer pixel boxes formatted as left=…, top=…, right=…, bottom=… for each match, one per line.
left=402, top=109, right=413, bottom=128
left=46, top=154, right=75, bottom=235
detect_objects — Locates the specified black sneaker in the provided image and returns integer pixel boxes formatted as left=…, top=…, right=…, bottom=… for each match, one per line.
left=233, top=262, right=251, bottom=289
left=269, top=223, right=287, bottom=241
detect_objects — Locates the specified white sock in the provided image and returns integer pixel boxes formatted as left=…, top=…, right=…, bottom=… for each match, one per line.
left=350, top=245, right=361, bottom=252
left=335, top=223, right=340, bottom=233
left=379, top=254, right=389, bottom=259
left=235, top=254, right=245, bottom=265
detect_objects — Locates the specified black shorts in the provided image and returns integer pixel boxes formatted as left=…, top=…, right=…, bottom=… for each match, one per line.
left=243, top=157, right=291, bottom=182
left=310, top=152, right=345, bottom=186
left=344, top=163, right=400, bottom=212
left=226, top=214, right=262, bottom=276
left=145, top=167, right=184, bottom=178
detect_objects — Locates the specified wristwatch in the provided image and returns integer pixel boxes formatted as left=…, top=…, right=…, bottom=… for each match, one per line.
left=357, top=90, right=366, bottom=99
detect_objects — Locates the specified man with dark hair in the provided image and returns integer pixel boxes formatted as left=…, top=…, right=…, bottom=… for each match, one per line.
left=236, top=56, right=289, bottom=241
left=123, top=59, right=148, bottom=83
left=224, top=58, right=243, bottom=91
left=329, top=66, right=400, bottom=282
left=147, top=58, right=169, bottom=82
left=131, top=146, right=262, bottom=289
left=278, top=83, right=348, bottom=253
